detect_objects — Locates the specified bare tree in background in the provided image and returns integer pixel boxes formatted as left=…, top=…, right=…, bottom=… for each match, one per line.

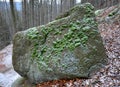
left=0, top=0, right=11, bottom=49
left=10, top=0, right=16, bottom=35
left=70, top=0, right=76, bottom=8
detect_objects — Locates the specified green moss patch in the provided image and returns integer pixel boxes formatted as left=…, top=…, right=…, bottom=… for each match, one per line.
left=26, top=3, right=98, bottom=71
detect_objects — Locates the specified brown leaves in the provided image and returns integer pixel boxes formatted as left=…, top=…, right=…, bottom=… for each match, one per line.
left=37, top=78, right=85, bottom=87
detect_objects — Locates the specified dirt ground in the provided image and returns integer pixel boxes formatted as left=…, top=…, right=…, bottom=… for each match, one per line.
left=0, top=45, right=21, bottom=87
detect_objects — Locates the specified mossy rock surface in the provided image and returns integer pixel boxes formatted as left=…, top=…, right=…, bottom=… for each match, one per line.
left=12, top=3, right=107, bottom=84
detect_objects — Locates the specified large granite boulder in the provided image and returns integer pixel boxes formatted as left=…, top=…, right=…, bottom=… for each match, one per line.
left=12, top=3, right=107, bottom=84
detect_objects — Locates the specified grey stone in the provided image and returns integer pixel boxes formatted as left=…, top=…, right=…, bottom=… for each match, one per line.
left=11, top=77, right=36, bottom=87
left=12, top=3, right=107, bottom=84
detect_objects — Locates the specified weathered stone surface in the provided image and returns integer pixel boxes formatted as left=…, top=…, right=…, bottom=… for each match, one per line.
left=12, top=3, right=107, bottom=84
left=11, top=77, right=36, bottom=87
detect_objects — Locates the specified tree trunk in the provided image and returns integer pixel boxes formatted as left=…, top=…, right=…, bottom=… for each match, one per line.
left=10, top=0, right=16, bottom=35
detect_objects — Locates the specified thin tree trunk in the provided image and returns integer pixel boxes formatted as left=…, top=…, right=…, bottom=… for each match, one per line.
left=10, top=0, right=16, bottom=35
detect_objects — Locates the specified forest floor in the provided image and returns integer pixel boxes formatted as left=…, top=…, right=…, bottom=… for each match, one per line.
left=0, top=45, right=21, bottom=87
left=0, top=6, right=120, bottom=87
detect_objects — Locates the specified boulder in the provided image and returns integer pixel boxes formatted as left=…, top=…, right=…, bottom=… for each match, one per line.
left=12, top=3, right=107, bottom=84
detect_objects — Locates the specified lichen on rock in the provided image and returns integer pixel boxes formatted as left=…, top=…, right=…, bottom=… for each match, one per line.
left=12, top=3, right=107, bottom=84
